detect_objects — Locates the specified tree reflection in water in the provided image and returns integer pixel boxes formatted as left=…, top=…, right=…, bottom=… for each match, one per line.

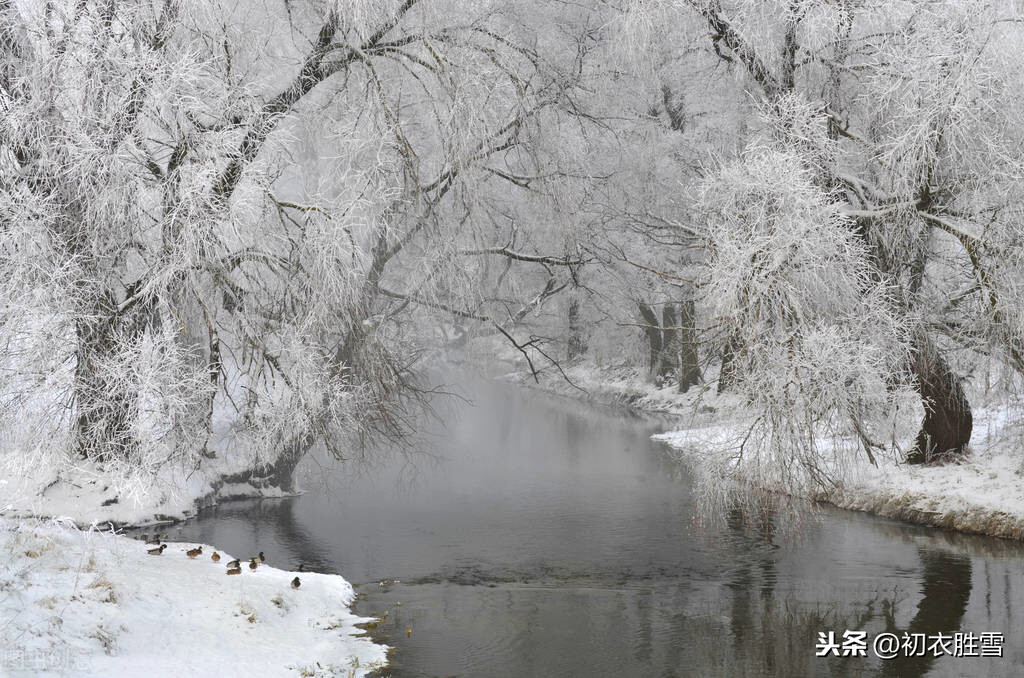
left=877, top=549, right=972, bottom=678
left=696, top=513, right=975, bottom=678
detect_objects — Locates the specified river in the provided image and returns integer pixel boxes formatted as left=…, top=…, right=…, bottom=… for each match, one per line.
left=156, top=376, right=1024, bottom=677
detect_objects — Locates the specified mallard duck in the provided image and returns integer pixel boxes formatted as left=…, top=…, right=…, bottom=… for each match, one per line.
left=249, top=558, right=258, bottom=570
left=258, top=551, right=265, bottom=563
left=226, top=559, right=240, bottom=569
left=211, top=552, right=220, bottom=562
left=297, top=563, right=306, bottom=572
left=147, top=544, right=167, bottom=555
left=186, top=546, right=203, bottom=558
left=145, top=535, right=161, bottom=545
left=291, top=576, right=301, bottom=589
left=226, top=567, right=242, bottom=575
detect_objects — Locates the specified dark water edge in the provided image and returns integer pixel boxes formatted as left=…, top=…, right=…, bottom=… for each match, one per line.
left=133, top=377, right=1024, bottom=677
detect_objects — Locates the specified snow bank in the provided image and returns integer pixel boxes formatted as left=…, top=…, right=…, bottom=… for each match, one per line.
left=0, top=519, right=387, bottom=677
left=655, top=402, right=1024, bottom=540
left=0, top=444, right=298, bottom=527
left=822, top=403, right=1024, bottom=539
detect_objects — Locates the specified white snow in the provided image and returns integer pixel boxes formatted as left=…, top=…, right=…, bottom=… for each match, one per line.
left=654, top=398, right=1024, bottom=539
left=823, top=401, right=1024, bottom=537
left=0, top=443, right=297, bottom=527
left=1, top=461, right=203, bottom=527
left=0, top=518, right=388, bottom=677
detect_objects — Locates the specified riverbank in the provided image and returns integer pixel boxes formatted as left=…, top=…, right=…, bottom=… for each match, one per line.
left=492, top=348, right=1024, bottom=541
left=0, top=432, right=304, bottom=528
left=656, top=402, right=1024, bottom=540
left=0, top=518, right=387, bottom=677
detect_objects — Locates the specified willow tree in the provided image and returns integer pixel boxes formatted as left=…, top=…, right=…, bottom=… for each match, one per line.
left=619, top=0, right=1024, bottom=484
left=0, top=0, right=588, bottom=498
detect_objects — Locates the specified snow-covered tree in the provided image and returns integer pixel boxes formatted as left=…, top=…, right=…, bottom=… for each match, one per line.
left=696, top=111, right=911, bottom=495
left=616, top=0, right=1024, bottom=479
left=0, top=0, right=591, bottom=497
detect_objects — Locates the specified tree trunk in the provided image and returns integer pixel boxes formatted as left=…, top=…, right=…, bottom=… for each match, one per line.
left=658, top=303, right=679, bottom=384
left=637, top=301, right=663, bottom=379
left=75, top=290, right=138, bottom=462
left=218, top=435, right=309, bottom=494
left=718, top=332, right=740, bottom=394
left=567, top=297, right=586, bottom=360
left=905, top=330, right=972, bottom=464
left=678, top=298, right=702, bottom=393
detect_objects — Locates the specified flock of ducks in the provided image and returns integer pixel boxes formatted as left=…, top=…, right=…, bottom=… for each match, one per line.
left=141, top=535, right=302, bottom=589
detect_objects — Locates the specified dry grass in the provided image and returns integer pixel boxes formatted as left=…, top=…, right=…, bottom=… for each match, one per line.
left=88, top=576, right=117, bottom=604
left=825, top=487, right=1024, bottom=539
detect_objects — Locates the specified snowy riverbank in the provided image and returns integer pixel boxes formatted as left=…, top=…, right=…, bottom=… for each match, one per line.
left=652, top=382, right=1024, bottom=539
left=493, top=349, right=1024, bottom=541
left=0, top=518, right=387, bottom=677
left=1, top=437, right=300, bottom=528
left=655, top=401, right=1024, bottom=540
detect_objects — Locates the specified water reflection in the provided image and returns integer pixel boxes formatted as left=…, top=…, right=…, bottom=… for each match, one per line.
left=138, top=377, right=1024, bottom=677
left=697, top=518, right=982, bottom=678
left=877, top=550, right=972, bottom=678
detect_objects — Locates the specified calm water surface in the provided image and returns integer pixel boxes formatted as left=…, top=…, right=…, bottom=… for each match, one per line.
left=157, top=377, right=1024, bottom=677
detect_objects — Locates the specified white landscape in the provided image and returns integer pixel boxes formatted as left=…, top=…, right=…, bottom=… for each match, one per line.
left=6, top=0, right=1024, bottom=676
left=0, top=519, right=386, bottom=678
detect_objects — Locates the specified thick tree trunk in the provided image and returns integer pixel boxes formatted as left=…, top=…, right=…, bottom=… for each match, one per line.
left=905, top=331, right=972, bottom=464
left=637, top=301, right=663, bottom=379
left=678, top=298, right=701, bottom=393
left=220, top=435, right=309, bottom=494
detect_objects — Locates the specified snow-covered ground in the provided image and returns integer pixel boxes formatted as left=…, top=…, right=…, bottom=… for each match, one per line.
left=1, top=436, right=297, bottom=527
left=0, top=518, right=387, bottom=677
left=654, top=397, right=1024, bottom=539
left=2, top=459, right=213, bottom=527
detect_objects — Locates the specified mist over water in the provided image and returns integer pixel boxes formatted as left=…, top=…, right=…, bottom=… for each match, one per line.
left=159, top=377, right=1024, bottom=677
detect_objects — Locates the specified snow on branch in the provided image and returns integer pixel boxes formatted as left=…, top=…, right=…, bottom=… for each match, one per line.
left=695, top=134, right=912, bottom=506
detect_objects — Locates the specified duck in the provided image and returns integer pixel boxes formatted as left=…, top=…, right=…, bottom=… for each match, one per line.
left=258, top=551, right=265, bottom=563
left=226, top=567, right=242, bottom=575
left=145, top=535, right=161, bottom=545
left=297, top=563, right=306, bottom=572
left=186, top=546, right=203, bottom=558
left=226, top=559, right=240, bottom=569
left=211, top=552, right=221, bottom=562
left=249, top=558, right=258, bottom=571
left=147, top=544, right=167, bottom=556
left=291, top=577, right=301, bottom=589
